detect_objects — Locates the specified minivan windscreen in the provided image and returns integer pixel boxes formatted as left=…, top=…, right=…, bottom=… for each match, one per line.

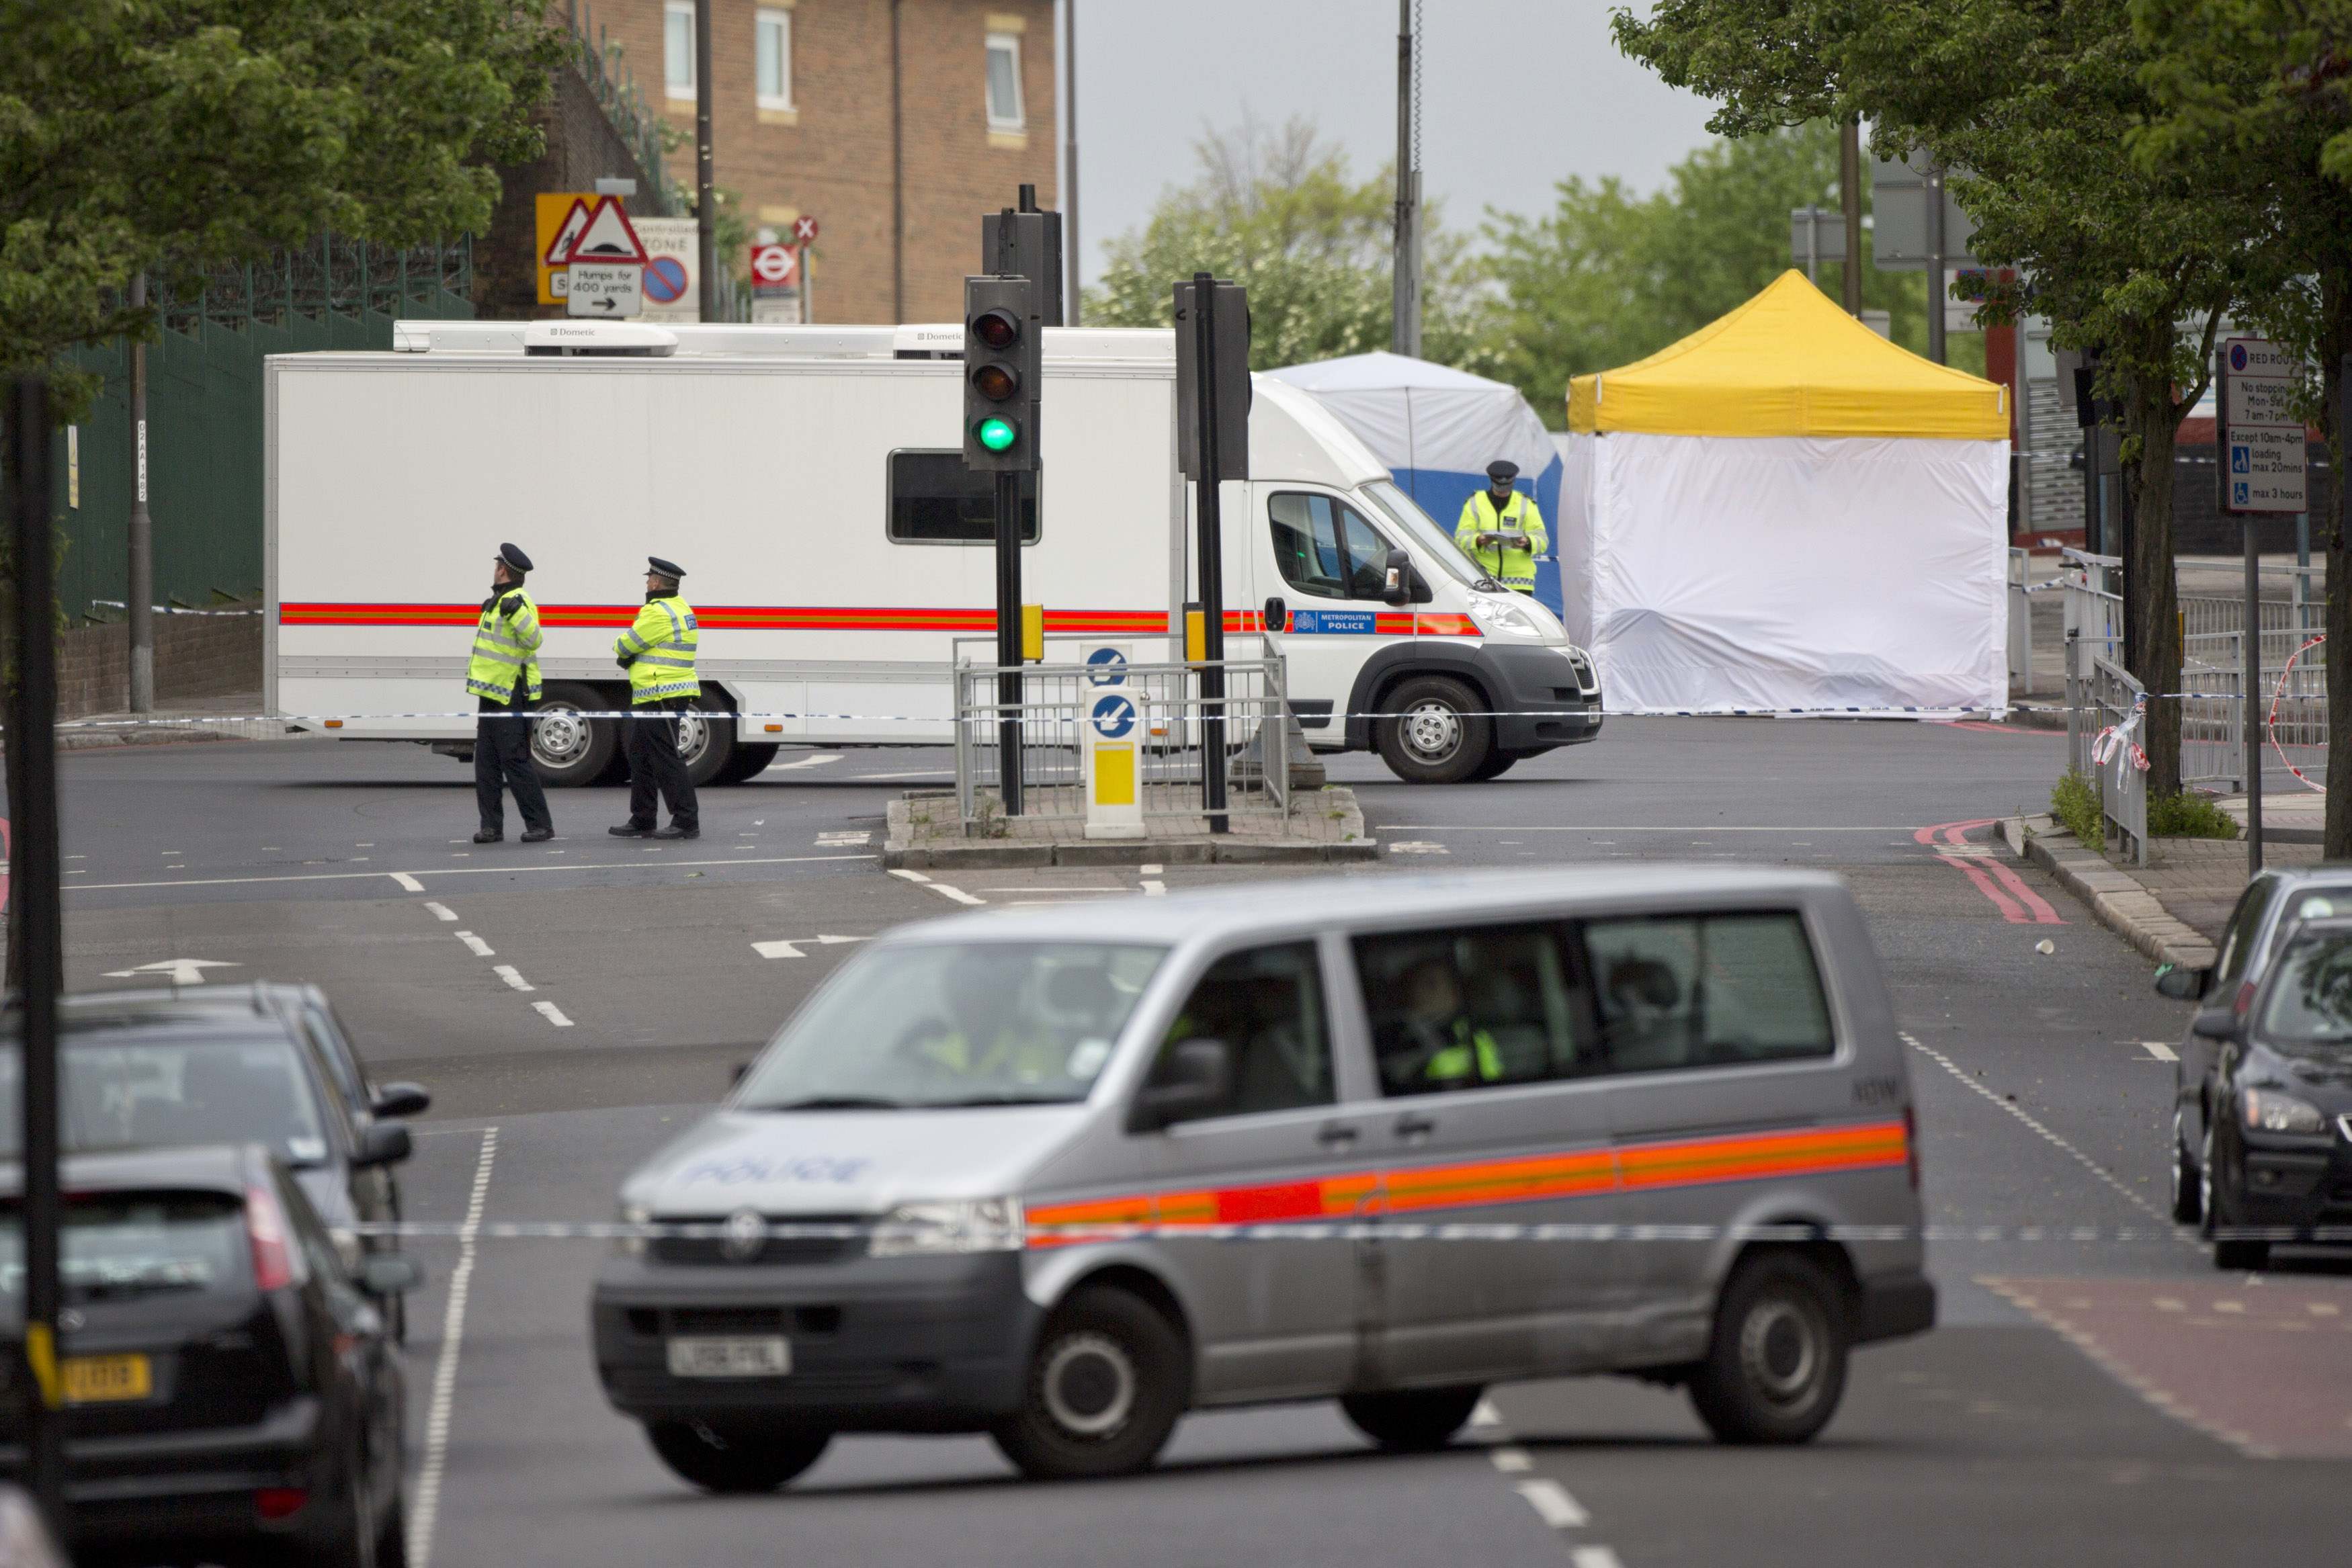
left=1357, top=479, right=1499, bottom=591
left=737, top=942, right=1169, bottom=1109
left=0, top=1035, right=333, bottom=1166
left=2257, top=932, right=2352, bottom=1047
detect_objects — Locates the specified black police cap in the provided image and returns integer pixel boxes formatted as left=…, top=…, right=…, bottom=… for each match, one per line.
left=497, top=542, right=533, bottom=574
left=1485, top=460, right=1520, bottom=483
left=646, top=556, right=686, bottom=579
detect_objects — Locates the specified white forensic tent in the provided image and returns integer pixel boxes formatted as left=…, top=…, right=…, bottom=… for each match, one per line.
left=1561, top=271, right=2010, bottom=714
left=1265, top=352, right=1568, bottom=617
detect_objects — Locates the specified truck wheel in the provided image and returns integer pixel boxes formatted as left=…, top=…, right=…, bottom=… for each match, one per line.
left=1465, top=750, right=1523, bottom=782
left=1375, top=676, right=1495, bottom=785
left=714, top=744, right=779, bottom=784
left=1687, top=1252, right=1849, bottom=1444
left=644, top=1420, right=831, bottom=1493
left=678, top=689, right=737, bottom=787
left=990, top=1286, right=1187, bottom=1481
left=1339, top=1385, right=1482, bottom=1451
left=530, top=685, right=620, bottom=789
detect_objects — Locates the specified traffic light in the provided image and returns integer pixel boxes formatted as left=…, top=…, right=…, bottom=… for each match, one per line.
left=1174, top=275, right=1251, bottom=482
left=963, top=275, right=1039, bottom=472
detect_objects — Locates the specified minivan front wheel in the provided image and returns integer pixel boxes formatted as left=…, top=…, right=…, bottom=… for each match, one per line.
left=1688, top=1253, right=1849, bottom=1444
left=1376, top=675, right=1495, bottom=785
left=991, top=1287, right=1187, bottom=1480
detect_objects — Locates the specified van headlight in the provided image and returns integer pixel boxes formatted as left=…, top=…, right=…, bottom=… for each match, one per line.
left=2242, top=1089, right=2325, bottom=1135
left=1468, top=597, right=1544, bottom=639
left=614, top=1203, right=653, bottom=1257
left=869, top=1197, right=1025, bottom=1257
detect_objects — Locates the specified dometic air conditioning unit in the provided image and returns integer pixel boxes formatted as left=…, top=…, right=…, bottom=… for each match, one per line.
left=519, top=321, right=679, bottom=357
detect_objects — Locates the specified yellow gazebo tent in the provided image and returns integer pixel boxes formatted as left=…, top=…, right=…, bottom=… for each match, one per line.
left=1554, top=271, right=2011, bottom=715
left=1566, top=269, right=2008, bottom=440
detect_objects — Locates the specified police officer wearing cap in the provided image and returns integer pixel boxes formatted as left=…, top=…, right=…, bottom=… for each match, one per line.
left=1455, top=460, right=1548, bottom=595
left=468, top=543, right=554, bottom=844
left=610, top=556, right=702, bottom=840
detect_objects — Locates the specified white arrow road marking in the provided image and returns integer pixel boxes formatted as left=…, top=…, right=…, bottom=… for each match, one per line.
left=101, top=959, right=241, bottom=986
left=2140, top=1040, right=2179, bottom=1061
left=753, top=935, right=870, bottom=960
left=769, top=752, right=844, bottom=771
left=890, top=868, right=985, bottom=905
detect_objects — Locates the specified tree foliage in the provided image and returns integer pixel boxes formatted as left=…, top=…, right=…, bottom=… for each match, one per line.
left=0, top=0, right=564, bottom=390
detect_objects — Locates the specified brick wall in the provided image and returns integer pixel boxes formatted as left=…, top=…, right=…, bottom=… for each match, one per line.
left=591, top=0, right=1057, bottom=325
left=478, top=60, right=670, bottom=319
left=54, top=607, right=263, bottom=720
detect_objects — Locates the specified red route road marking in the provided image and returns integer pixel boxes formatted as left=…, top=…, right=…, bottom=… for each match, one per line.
left=1915, top=818, right=2064, bottom=925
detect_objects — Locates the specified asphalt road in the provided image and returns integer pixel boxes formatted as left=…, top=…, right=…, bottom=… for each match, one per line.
left=34, top=718, right=2352, bottom=1567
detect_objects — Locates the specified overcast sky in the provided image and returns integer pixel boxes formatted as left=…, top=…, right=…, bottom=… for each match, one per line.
left=1064, top=1, right=1720, bottom=286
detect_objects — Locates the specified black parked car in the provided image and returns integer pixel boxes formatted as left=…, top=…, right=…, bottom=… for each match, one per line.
left=2187, top=917, right=2352, bottom=1270
left=0, top=1145, right=419, bottom=1566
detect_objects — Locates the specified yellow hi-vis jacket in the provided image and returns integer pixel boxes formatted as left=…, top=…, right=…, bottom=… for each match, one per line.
left=615, top=593, right=700, bottom=703
left=466, top=589, right=544, bottom=703
left=1454, top=490, right=1548, bottom=594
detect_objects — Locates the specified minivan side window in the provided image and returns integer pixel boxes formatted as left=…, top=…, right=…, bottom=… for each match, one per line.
left=1582, top=912, right=1834, bottom=1074
left=1146, top=943, right=1333, bottom=1121
left=1355, top=923, right=1595, bottom=1096
left=1269, top=492, right=1391, bottom=601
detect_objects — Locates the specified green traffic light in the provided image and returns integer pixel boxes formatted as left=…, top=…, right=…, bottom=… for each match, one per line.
left=975, top=415, right=1019, bottom=452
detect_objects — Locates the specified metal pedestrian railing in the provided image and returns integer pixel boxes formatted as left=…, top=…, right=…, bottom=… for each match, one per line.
left=951, top=651, right=1290, bottom=834
left=2078, top=652, right=2151, bottom=865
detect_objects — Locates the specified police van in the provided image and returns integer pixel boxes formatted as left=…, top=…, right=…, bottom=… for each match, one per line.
left=265, top=320, right=1602, bottom=786
left=591, top=867, right=1933, bottom=1490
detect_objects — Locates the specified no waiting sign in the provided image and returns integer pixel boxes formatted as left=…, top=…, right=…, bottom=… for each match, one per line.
left=2218, top=337, right=2306, bottom=515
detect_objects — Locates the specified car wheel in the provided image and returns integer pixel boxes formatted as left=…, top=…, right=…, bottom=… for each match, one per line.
left=290, top=1446, right=377, bottom=1568
left=1375, top=675, right=1495, bottom=785
left=2170, top=1108, right=2201, bottom=1225
left=2199, top=1121, right=2269, bottom=1270
left=530, top=685, right=620, bottom=789
left=990, top=1287, right=1187, bottom=1481
left=715, top=743, right=780, bottom=784
left=644, top=1420, right=831, bottom=1494
left=1687, top=1252, right=1850, bottom=1445
left=1339, top=1385, right=1483, bottom=1451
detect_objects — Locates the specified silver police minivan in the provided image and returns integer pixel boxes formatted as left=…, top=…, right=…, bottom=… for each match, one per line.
left=591, top=868, right=1933, bottom=1491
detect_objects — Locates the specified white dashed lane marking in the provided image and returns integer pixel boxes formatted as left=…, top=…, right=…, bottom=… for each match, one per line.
left=424, top=903, right=458, bottom=922
left=1515, top=1479, right=1590, bottom=1529
left=456, top=932, right=495, bottom=959
left=1902, top=1033, right=2167, bottom=1222
left=391, top=872, right=425, bottom=892
left=491, top=965, right=535, bottom=993
left=531, top=1000, right=574, bottom=1028
left=2139, top=1040, right=2179, bottom=1061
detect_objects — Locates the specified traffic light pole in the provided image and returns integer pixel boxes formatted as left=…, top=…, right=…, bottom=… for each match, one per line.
left=1191, top=275, right=1229, bottom=833
left=9, top=374, right=69, bottom=1542
left=995, top=468, right=1023, bottom=816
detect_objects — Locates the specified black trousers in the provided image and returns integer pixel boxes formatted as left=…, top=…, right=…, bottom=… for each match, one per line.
left=624, top=698, right=698, bottom=831
left=475, top=695, right=552, bottom=834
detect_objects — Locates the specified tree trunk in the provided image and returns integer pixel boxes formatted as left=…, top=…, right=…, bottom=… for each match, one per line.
left=2322, top=267, right=2352, bottom=857
left=2123, top=361, right=2184, bottom=799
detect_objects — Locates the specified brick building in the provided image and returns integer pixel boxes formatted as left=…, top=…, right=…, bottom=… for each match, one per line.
left=590, top=0, right=1058, bottom=324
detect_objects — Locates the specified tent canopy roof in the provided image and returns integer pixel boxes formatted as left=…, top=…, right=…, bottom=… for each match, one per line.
left=1266, top=349, right=1510, bottom=394
left=1565, top=271, right=2008, bottom=440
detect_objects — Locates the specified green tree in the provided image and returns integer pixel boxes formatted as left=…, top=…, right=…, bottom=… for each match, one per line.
left=1, top=0, right=563, bottom=395
left=1085, top=116, right=1495, bottom=372
left=1615, top=0, right=2262, bottom=798
left=1480, top=122, right=1938, bottom=427
left=2131, top=0, right=2352, bottom=852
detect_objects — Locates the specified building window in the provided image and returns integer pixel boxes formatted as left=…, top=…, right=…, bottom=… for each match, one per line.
left=665, top=2, right=694, bottom=99
left=985, top=32, right=1024, bottom=130
left=756, top=9, right=793, bottom=110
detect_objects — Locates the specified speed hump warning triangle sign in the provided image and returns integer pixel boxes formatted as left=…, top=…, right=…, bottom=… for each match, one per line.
left=564, top=195, right=649, bottom=265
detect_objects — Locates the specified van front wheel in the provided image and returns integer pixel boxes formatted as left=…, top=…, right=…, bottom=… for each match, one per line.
left=1376, top=675, right=1495, bottom=785
left=991, top=1287, right=1187, bottom=1481
left=1688, top=1253, right=1849, bottom=1445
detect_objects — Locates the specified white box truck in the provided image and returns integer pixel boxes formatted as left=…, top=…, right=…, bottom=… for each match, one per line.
left=266, top=319, right=1602, bottom=786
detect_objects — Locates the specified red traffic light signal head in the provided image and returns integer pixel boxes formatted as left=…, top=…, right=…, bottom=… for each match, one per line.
left=970, top=362, right=1020, bottom=402
left=969, top=308, right=1021, bottom=351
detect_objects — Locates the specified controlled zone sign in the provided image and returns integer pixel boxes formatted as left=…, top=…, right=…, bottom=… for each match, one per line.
left=2218, top=337, right=2306, bottom=515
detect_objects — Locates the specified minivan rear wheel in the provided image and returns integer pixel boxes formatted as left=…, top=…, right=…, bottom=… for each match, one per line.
left=645, top=1420, right=831, bottom=1493
left=1688, top=1252, right=1849, bottom=1444
left=991, top=1286, right=1187, bottom=1480
left=1376, top=675, right=1495, bottom=785
left=1339, top=1385, right=1483, bottom=1451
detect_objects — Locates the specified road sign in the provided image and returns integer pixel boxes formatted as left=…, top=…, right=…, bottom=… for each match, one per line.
left=633, top=218, right=699, bottom=323
left=567, top=261, right=644, bottom=318
left=644, top=256, right=688, bottom=305
left=1085, top=646, right=1128, bottom=686
left=566, top=195, right=649, bottom=264
left=793, top=214, right=821, bottom=245
left=2218, top=336, right=2306, bottom=515
left=535, top=192, right=595, bottom=304
left=1090, top=694, right=1137, bottom=740
left=749, top=243, right=798, bottom=291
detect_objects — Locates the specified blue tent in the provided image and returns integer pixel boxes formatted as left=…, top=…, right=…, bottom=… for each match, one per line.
left=1264, top=351, right=1566, bottom=616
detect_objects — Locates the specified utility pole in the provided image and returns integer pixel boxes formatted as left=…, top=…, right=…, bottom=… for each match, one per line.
left=1926, top=161, right=1947, bottom=366
left=1390, top=0, right=1421, bottom=357
left=1839, top=118, right=1863, bottom=315
left=1064, top=0, right=1080, bottom=326
left=694, top=0, right=718, bottom=321
left=128, top=272, right=153, bottom=712
left=8, top=374, right=69, bottom=1544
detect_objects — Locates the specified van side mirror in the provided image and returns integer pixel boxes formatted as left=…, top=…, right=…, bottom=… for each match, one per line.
left=2190, top=1006, right=2241, bottom=1043
left=1128, top=1039, right=1233, bottom=1133
left=1383, top=550, right=1427, bottom=607
left=2152, top=964, right=2212, bottom=1002
left=1263, top=595, right=1287, bottom=634
left=354, top=1122, right=413, bottom=1168
left=370, top=1082, right=431, bottom=1119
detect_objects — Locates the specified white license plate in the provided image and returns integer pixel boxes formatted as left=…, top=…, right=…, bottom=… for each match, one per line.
left=667, top=1335, right=792, bottom=1379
